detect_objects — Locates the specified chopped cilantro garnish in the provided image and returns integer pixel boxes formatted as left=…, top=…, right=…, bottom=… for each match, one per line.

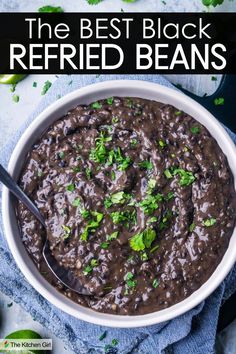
left=12, top=94, right=19, bottom=103
left=89, top=131, right=112, bottom=164
left=175, top=110, right=182, bottom=116
left=147, top=178, right=157, bottom=194
left=125, top=272, right=137, bottom=288
left=131, top=139, right=138, bottom=147
left=83, top=258, right=99, bottom=275
left=80, top=208, right=90, bottom=219
left=147, top=216, right=158, bottom=224
left=100, top=242, right=109, bottom=249
left=41, top=81, right=52, bottom=95
left=165, top=191, right=174, bottom=201
left=173, top=169, right=195, bottom=186
left=99, top=331, right=107, bottom=341
left=190, top=126, right=200, bottom=134
left=38, top=5, right=64, bottom=12
left=158, top=139, right=166, bottom=148
left=91, top=101, right=102, bottom=109
left=152, top=279, right=159, bottom=288
left=66, top=184, right=75, bottom=192
left=104, top=191, right=131, bottom=208
left=111, top=339, right=119, bottom=346
left=202, top=0, right=224, bottom=7
left=164, top=169, right=172, bottom=179
left=107, top=231, right=119, bottom=241
left=214, top=97, right=224, bottom=106
left=87, top=0, right=103, bottom=4
left=62, top=225, right=71, bottom=239
left=72, top=198, right=81, bottom=207
left=59, top=151, right=65, bottom=159
left=139, top=194, right=163, bottom=215
left=189, top=223, right=196, bottom=232
left=211, top=76, right=217, bottom=81
left=140, top=252, right=148, bottom=261
left=203, top=218, right=216, bottom=227
left=150, top=244, right=159, bottom=253
left=111, top=210, right=136, bottom=226
left=112, top=116, right=119, bottom=124
left=106, top=97, right=114, bottom=105
left=85, top=168, right=92, bottom=180
left=80, top=212, right=103, bottom=241
left=111, top=170, right=116, bottom=181
left=139, top=160, right=153, bottom=170
left=130, top=228, right=156, bottom=251
left=108, top=147, right=131, bottom=171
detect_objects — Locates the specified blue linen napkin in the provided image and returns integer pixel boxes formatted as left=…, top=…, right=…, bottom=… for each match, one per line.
left=0, top=74, right=236, bottom=354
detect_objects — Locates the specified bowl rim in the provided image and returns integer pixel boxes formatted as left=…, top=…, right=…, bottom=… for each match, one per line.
left=2, top=79, right=236, bottom=328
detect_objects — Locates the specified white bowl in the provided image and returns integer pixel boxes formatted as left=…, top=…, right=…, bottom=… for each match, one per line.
left=2, top=80, right=236, bottom=328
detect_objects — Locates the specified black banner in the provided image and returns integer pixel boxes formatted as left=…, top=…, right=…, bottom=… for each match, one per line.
left=0, top=12, right=236, bottom=74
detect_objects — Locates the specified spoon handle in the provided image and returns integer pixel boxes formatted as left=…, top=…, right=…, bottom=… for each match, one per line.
left=0, top=164, right=45, bottom=227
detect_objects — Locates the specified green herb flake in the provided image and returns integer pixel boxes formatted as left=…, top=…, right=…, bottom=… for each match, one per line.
left=7, top=302, right=13, bottom=308
left=164, top=169, right=172, bottom=179
left=111, top=339, right=119, bottom=346
left=105, top=191, right=131, bottom=208
left=112, top=116, right=119, bottom=124
left=72, top=198, right=81, bottom=207
left=125, top=272, right=137, bottom=288
left=139, top=194, right=163, bottom=215
left=147, top=178, right=157, bottom=194
left=100, top=242, right=109, bottom=249
left=12, top=94, right=19, bottom=103
left=175, top=110, right=182, bottom=116
left=99, top=331, right=107, bottom=341
left=131, top=139, right=138, bottom=147
left=173, top=168, right=195, bottom=186
left=107, top=231, right=119, bottom=241
left=202, top=0, right=224, bottom=8
left=91, top=101, right=102, bottom=109
left=62, top=225, right=71, bottom=239
left=38, top=5, right=64, bottom=12
left=190, top=126, right=200, bottom=134
left=87, top=0, right=103, bottom=4
left=66, top=184, right=75, bottom=192
left=214, top=97, right=224, bottom=106
left=203, top=218, right=216, bottom=227
left=140, top=252, right=149, bottom=261
left=85, top=168, right=92, bottom=180
left=33, top=81, right=37, bottom=88
left=152, top=279, right=159, bottom=288
left=189, top=223, right=196, bottom=232
left=139, top=160, right=153, bottom=170
left=111, top=170, right=116, bottom=181
left=83, top=258, right=99, bottom=275
left=80, top=212, right=103, bottom=241
left=130, top=228, right=157, bottom=251
left=158, top=139, right=166, bottom=148
left=41, top=81, right=52, bottom=95
left=111, top=210, right=136, bottom=226
left=150, top=244, right=159, bottom=253
left=106, top=97, right=114, bottom=105
left=59, top=151, right=65, bottom=159
left=211, top=76, right=217, bottom=81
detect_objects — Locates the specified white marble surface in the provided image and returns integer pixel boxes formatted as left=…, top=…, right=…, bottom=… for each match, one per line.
left=0, top=1, right=236, bottom=353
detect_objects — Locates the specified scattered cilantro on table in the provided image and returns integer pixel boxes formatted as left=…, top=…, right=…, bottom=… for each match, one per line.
left=38, top=5, right=64, bottom=12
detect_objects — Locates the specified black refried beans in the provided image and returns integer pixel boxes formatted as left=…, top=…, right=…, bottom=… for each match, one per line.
left=17, top=97, right=236, bottom=315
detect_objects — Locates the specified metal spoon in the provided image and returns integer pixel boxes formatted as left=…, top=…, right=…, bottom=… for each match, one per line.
left=0, top=164, right=91, bottom=295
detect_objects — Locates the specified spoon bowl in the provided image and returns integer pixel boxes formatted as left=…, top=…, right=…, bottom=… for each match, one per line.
left=0, top=163, right=91, bottom=296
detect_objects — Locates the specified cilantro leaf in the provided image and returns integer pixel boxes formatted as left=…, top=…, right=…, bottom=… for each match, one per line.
left=80, top=211, right=103, bottom=241
left=139, top=160, right=153, bottom=170
left=130, top=228, right=157, bottom=251
left=104, top=191, right=131, bottom=208
left=203, top=218, right=216, bottom=227
left=87, top=0, right=103, bottom=4
left=38, top=5, right=64, bottom=12
left=202, top=0, right=224, bottom=7
left=139, top=194, right=163, bottom=215
left=41, top=81, right=52, bottom=95
left=214, top=97, right=224, bottom=106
